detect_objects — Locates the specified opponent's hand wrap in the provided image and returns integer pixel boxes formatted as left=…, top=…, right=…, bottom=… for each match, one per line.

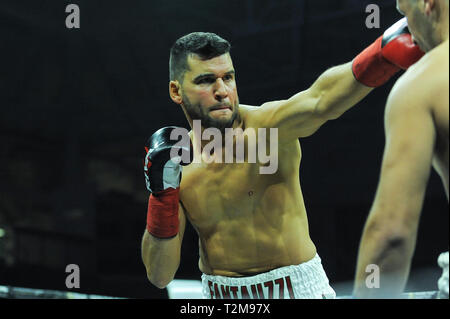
left=143, top=126, right=191, bottom=239
left=352, top=18, right=425, bottom=87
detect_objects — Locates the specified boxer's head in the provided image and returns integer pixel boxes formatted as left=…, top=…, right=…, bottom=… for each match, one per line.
left=396, top=0, right=449, bottom=52
left=169, top=32, right=239, bottom=131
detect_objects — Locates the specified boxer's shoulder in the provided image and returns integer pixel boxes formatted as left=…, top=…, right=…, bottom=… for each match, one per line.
left=237, top=103, right=266, bottom=128
left=425, top=41, right=450, bottom=92
left=239, top=103, right=260, bottom=116
left=389, top=46, right=447, bottom=113
left=239, top=101, right=287, bottom=128
left=402, top=42, right=448, bottom=88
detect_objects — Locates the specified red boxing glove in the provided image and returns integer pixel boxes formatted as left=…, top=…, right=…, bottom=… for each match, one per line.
left=353, top=18, right=425, bottom=87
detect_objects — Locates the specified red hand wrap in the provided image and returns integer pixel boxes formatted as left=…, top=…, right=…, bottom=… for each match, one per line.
left=352, top=36, right=400, bottom=88
left=146, top=187, right=180, bottom=238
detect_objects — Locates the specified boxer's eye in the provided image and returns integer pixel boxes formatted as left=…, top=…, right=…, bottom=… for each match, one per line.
left=223, top=74, right=233, bottom=81
left=195, top=77, right=215, bottom=84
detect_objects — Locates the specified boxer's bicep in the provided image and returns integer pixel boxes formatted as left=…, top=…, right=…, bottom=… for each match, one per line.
left=258, top=62, right=372, bottom=140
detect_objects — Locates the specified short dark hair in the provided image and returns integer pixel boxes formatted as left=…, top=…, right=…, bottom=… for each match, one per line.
left=169, top=32, right=231, bottom=83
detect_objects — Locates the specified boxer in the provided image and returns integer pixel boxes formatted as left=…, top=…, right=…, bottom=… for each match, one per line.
left=142, top=18, right=423, bottom=299
left=354, top=0, right=449, bottom=298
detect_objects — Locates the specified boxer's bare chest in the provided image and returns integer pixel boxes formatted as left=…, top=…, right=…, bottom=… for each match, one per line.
left=178, top=139, right=302, bottom=230
left=179, top=161, right=268, bottom=228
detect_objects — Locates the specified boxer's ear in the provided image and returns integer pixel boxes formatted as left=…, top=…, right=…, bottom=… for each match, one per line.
left=169, top=80, right=183, bottom=105
left=423, top=0, right=435, bottom=16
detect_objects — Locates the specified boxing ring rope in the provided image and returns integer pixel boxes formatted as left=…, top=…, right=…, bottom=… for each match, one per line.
left=0, top=285, right=125, bottom=299
left=165, top=279, right=443, bottom=299
left=1, top=281, right=442, bottom=299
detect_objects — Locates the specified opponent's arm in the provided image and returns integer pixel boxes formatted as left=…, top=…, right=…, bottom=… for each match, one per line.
left=353, top=75, right=436, bottom=298
left=140, top=127, right=190, bottom=289
left=258, top=18, right=424, bottom=140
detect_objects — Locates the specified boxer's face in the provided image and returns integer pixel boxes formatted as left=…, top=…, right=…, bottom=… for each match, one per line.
left=179, top=53, right=240, bottom=130
left=397, top=0, right=439, bottom=52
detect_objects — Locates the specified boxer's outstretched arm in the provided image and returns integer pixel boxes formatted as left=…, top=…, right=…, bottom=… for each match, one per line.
left=141, top=203, right=186, bottom=289
left=353, top=74, right=435, bottom=298
left=256, top=18, right=424, bottom=141
left=258, top=62, right=372, bottom=140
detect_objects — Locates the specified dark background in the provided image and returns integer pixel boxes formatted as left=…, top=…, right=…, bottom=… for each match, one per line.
left=0, top=0, right=447, bottom=298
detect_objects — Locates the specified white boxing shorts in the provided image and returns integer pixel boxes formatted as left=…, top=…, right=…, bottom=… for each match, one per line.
left=201, top=254, right=336, bottom=299
left=438, top=251, right=449, bottom=298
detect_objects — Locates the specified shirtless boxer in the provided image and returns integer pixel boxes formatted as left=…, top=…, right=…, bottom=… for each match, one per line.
left=354, top=0, right=449, bottom=298
left=141, top=20, right=423, bottom=299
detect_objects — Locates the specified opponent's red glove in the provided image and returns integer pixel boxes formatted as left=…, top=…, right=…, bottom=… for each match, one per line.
left=143, top=126, right=190, bottom=238
left=352, top=18, right=425, bottom=87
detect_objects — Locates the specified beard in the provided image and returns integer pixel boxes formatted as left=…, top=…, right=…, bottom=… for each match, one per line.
left=182, top=95, right=239, bottom=132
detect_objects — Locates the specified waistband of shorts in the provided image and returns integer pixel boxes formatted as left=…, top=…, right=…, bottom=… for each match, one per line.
left=201, top=253, right=323, bottom=286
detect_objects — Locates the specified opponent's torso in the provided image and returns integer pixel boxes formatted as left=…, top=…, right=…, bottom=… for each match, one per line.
left=432, top=92, right=449, bottom=200
left=429, top=41, right=449, bottom=200
left=179, top=106, right=316, bottom=276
